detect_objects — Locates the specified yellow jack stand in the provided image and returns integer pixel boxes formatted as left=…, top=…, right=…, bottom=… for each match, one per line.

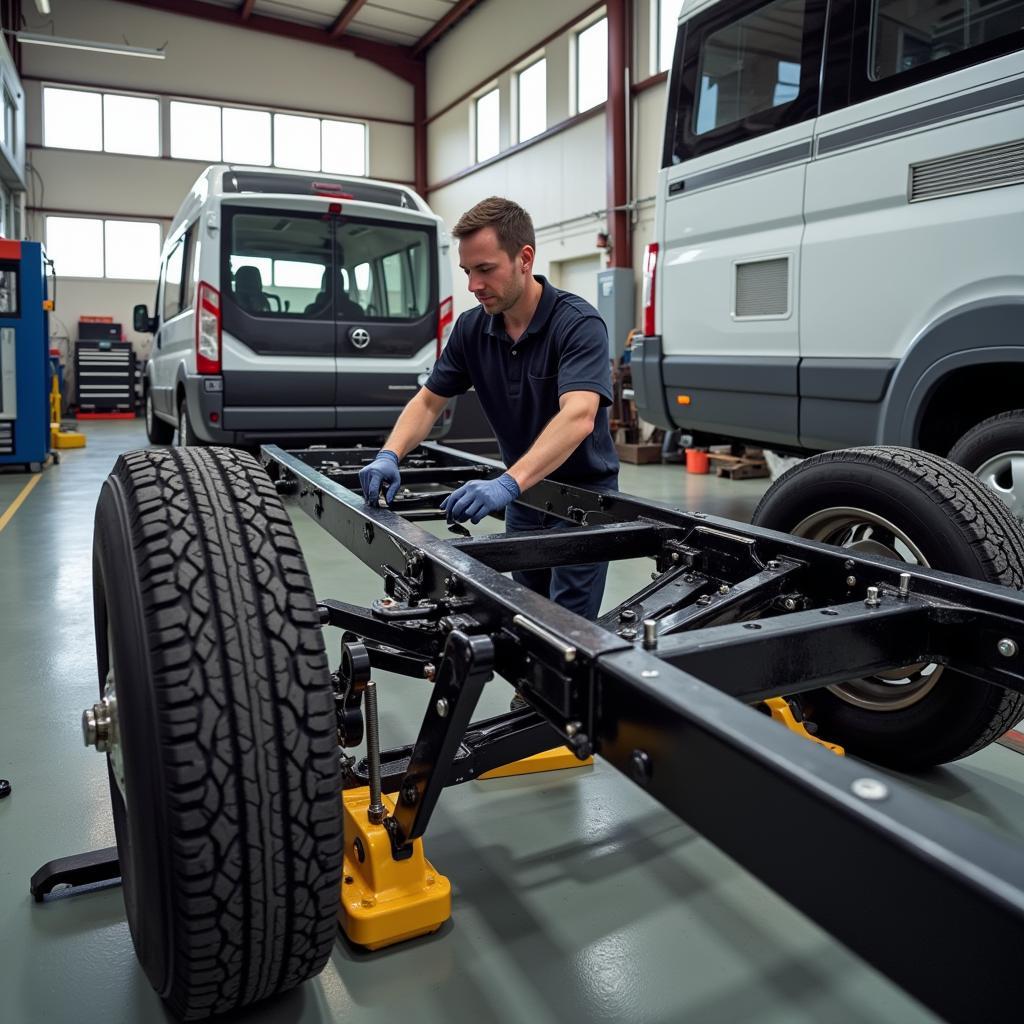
left=477, top=746, right=594, bottom=780
left=763, top=697, right=844, bottom=756
left=50, top=376, right=85, bottom=449
left=339, top=788, right=451, bottom=950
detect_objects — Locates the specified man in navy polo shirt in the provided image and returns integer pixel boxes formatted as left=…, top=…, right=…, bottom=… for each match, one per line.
left=359, top=196, right=619, bottom=620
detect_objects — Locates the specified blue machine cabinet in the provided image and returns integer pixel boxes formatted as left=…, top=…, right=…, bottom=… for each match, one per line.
left=0, top=240, right=50, bottom=471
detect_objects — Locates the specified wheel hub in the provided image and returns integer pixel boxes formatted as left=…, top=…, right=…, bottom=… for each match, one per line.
left=791, top=506, right=942, bottom=711
left=974, top=450, right=1024, bottom=521
left=82, top=662, right=126, bottom=798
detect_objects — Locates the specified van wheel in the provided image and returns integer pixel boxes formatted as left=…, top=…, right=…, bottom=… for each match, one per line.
left=751, top=446, right=1024, bottom=769
left=178, top=401, right=199, bottom=446
left=91, top=447, right=343, bottom=1020
left=145, top=390, right=175, bottom=445
left=948, top=410, right=1024, bottom=523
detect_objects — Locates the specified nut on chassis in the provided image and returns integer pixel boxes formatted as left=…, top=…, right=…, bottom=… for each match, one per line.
left=32, top=440, right=1024, bottom=1022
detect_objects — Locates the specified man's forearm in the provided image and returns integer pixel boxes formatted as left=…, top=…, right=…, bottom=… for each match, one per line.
left=382, top=389, right=446, bottom=459
left=507, top=406, right=595, bottom=492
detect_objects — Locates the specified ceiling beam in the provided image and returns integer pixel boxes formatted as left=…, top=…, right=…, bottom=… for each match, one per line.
left=110, top=0, right=423, bottom=85
left=329, top=0, right=368, bottom=38
left=239, top=0, right=255, bottom=20
left=412, top=0, right=486, bottom=57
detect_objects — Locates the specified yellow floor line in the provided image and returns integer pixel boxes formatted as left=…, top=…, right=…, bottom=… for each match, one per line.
left=0, top=474, right=43, bottom=533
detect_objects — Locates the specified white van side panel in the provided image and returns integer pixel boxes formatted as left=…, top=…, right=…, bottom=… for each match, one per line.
left=802, top=56, right=1024, bottom=367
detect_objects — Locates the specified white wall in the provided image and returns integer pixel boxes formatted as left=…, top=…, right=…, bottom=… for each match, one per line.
left=21, top=0, right=416, bottom=357
left=425, top=0, right=673, bottom=338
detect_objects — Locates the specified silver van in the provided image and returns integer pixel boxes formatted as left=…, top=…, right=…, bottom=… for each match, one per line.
left=635, top=0, right=1024, bottom=512
left=136, top=165, right=455, bottom=446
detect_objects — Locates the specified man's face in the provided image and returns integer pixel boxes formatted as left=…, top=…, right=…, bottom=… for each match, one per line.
left=458, top=227, right=530, bottom=315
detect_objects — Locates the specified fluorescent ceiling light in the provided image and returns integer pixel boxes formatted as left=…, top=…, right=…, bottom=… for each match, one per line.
left=15, top=32, right=166, bottom=60
left=34, top=0, right=52, bottom=14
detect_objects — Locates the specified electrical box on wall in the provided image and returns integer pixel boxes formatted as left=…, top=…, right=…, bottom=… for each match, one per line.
left=597, top=267, right=635, bottom=361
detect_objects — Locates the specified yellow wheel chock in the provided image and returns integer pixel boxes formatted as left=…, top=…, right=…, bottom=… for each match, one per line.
left=763, top=697, right=844, bottom=756
left=340, top=788, right=451, bottom=950
left=477, top=746, right=594, bottom=780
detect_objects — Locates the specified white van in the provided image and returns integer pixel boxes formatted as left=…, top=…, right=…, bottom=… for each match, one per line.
left=635, top=0, right=1024, bottom=506
left=136, top=166, right=455, bottom=447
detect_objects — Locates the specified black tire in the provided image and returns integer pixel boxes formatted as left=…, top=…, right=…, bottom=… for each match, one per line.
left=178, top=401, right=199, bottom=446
left=752, top=446, right=1024, bottom=770
left=92, top=447, right=342, bottom=1020
left=145, top=390, right=175, bottom=445
left=948, top=409, right=1024, bottom=522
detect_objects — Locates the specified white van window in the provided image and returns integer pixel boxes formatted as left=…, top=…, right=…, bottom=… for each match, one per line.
left=694, top=0, right=806, bottom=135
left=870, top=0, right=1024, bottom=81
left=162, top=236, right=186, bottom=321
left=337, top=223, right=433, bottom=321
left=228, top=212, right=330, bottom=318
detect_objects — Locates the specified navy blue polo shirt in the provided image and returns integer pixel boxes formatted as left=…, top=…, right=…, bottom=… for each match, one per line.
left=425, top=276, right=619, bottom=487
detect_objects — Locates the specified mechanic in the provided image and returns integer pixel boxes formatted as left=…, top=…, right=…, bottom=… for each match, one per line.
left=359, top=196, right=619, bottom=621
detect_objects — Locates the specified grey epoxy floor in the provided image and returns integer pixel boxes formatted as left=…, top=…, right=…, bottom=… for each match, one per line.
left=2, top=421, right=1024, bottom=1024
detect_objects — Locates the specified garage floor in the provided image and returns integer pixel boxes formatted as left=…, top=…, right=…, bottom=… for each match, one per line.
left=3, top=421, right=1024, bottom=1024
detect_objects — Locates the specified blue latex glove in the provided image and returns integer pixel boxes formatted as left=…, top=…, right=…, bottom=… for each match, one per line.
left=441, top=474, right=521, bottom=525
left=359, top=449, right=401, bottom=505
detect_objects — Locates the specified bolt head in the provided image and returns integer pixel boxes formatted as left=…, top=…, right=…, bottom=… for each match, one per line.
left=783, top=598, right=797, bottom=611
left=565, top=720, right=580, bottom=737
left=851, top=777, right=889, bottom=801
left=998, top=638, right=1018, bottom=658
left=846, top=576, right=857, bottom=587
left=435, top=697, right=449, bottom=718
left=671, top=552, right=680, bottom=563
left=767, top=560, right=781, bottom=571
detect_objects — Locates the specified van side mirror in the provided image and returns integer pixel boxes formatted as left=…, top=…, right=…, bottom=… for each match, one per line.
left=133, top=303, right=156, bottom=334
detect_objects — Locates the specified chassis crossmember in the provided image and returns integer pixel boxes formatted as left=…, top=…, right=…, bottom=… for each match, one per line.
left=259, top=440, right=1024, bottom=1024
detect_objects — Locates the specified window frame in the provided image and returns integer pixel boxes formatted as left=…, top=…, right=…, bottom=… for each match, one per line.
left=43, top=84, right=161, bottom=158
left=474, top=86, right=501, bottom=163
left=45, top=214, right=164, bottom=282
left=664, top=0, right=827, bottom=167
left=161, top=232, right=188, bottom=323
left=515, top=56, right=547, bottom=144
left=575, top=16, right=609, bottom=114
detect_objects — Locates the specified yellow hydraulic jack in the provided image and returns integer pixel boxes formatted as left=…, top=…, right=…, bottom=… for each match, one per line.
left=49, top=375, right=85, bottom=450
left=338, top=680, right=450, bottom=950
left=763, top=697, right=844, bottom=756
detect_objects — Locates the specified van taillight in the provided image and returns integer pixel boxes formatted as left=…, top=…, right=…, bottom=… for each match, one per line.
left=437, top=296, right=454, bottom=359
left=196, top=282, right=222, bottom=375
left=642, top=243, right=658, bottom=336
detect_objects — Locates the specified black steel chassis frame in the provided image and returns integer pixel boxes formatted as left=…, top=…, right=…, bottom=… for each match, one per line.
left=257, top=440, right=1024, bottom=1024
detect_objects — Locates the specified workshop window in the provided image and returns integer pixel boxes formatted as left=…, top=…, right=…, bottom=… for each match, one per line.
left=105, top=221, right=162, bottom=281
left=170, top=100, right=221, bottom=161
left=517, top=58, right=546, bottom=143
left=576, top=18, right=608, bottom=112
left=273, top=113, right=321, bottom=172
left=45, top=215, right=161, bottom=280
left=223, top=107, right=271, bottom=165
left=658, top=0, right=685, bottom=73
left=43, top=87, right=102, bottom=152
left=103, top=93, right=159, bottom=157
left=322, top=119, right=366, bottom=176
left=475, top=87, right=500, bottom=162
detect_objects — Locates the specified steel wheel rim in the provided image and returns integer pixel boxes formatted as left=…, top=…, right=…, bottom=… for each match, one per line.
left=974, top=450, right=1024, bottom=521
left=790, top=506, right=941, bottom=711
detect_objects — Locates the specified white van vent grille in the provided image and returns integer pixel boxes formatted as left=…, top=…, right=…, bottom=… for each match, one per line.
left=910, top=139, right=1024, bottom=203
left=735, top=258, right=789, bottom=318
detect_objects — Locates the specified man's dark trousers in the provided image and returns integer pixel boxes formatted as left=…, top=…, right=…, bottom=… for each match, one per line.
left=504, top=501, right=610, bottom=621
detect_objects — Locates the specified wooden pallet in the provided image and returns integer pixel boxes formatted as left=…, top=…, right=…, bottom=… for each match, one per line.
left=707, top=451, right=769, bottom=480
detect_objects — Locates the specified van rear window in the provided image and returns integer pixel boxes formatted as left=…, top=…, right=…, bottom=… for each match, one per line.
left=225, top=209, right=435, bottom=321
left=222, top=171, right=414, bottom=208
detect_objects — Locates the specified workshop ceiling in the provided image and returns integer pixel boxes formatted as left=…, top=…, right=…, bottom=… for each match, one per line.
left=189, top=0, right=481, bottom=51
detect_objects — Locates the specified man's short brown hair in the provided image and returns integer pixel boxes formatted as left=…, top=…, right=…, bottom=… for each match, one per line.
left=452, top=197, right=535, bottom=260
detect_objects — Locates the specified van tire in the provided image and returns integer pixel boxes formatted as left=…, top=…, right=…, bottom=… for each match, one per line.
left=948, top=410, right=1024, bottom=523
left=145, top=390, right=175, bottom=445
left=751, top=446, right=1024, bottom=769
left=92, top=447, right=343, bottom=1020
left=178, top=401, right=199, bottom=446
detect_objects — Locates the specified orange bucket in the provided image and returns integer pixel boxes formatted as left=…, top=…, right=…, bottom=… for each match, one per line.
left=685, top=448, right=710, bottom=474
